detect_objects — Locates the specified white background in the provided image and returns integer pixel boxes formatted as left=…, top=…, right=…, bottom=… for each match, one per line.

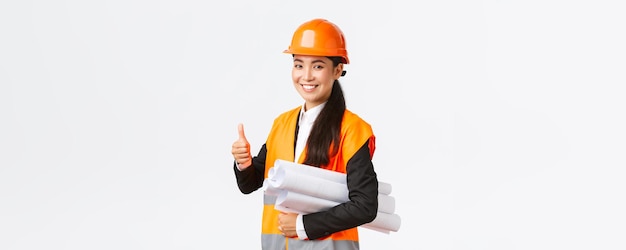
left=1, top=0, right=625, bottom=249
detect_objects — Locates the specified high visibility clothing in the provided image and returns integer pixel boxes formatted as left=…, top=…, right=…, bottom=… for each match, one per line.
left=259, top=106, right=376, bottom=249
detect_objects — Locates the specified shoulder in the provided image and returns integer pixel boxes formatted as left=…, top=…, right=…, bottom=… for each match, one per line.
left=342, top=109, right=374, bottom=135
left=276, top=106, right=301, bottom=119
left=343, top=109, right=372, bottom=128
left=341, top=109, right=376, bottom=159
left=272, top=106, right=301, bottom=124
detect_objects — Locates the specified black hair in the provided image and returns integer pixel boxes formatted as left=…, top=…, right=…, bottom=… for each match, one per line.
left=303, top=56, right=346, bottom=167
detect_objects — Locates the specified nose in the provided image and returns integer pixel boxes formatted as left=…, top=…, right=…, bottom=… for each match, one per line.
left=303, top=68, right=314, bottom=81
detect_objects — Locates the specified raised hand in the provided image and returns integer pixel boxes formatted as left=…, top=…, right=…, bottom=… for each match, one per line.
left=232, top=123, right=252, bottom=169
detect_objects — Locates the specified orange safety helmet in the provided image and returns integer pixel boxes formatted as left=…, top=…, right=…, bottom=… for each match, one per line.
left=283, top=18, right=350, bottom=64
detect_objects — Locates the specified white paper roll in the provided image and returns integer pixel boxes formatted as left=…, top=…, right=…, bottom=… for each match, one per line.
left=377, top=194, right=396, bottom=214
left=365, top=212, right=401, bottom=232
left=272, top=159, right=394, bottom=195
left=268, top=159, right=402, bottom=233
left=273, top=159, right=346, bottom=183
left=269, top=165, right=349, bottom=203
left=275, top=191, right=339, bottom=214
left=261, top=179, right=282, bottom=196
left=378, top=181, right=392, bottom=195
left=273, top=190, right=401, bottom=233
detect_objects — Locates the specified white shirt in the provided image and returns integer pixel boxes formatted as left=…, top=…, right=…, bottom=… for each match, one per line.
left=295, top=102, right=325, bottom=240
left=294, top=103, right=325, bottom=163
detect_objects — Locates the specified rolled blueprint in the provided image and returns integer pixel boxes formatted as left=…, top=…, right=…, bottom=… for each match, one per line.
left=378, top=181, right=392, bottom=196
left=275, top=190, right=339, bottom=214
left=267, top=159, right=402, bottom=233
left=377, top=193, right=396, bottom=214
left=360, top=212, right=403, bottom=234
left=269, top=164, right=349, bottom=203
left=273, top=190, right=401, bottom=232
left=272, top=159, right=346, bottom=183
left=274, top=190, right=396, bottom=215
left=270, top=159, right=393, bottom=196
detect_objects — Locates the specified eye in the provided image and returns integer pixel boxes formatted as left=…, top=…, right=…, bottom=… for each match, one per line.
left=293, top=64, right=303, bottom=69
left=313, top=65, right=324, bottom=69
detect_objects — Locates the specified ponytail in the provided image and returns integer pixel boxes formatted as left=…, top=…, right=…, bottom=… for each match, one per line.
left=303, top=57, right=346, bottom=167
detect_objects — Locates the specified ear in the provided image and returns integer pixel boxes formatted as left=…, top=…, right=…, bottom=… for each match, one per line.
left=334, top=63, right=344, bottom=79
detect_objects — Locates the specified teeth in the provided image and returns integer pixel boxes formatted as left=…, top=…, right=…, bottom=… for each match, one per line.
left=302, top=85, right=316, bottom=90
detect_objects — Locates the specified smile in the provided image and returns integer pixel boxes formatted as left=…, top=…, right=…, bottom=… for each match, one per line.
left=301, top=84, right=318, bottom=91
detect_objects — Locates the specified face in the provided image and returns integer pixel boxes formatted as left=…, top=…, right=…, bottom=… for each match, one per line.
left=292, top=55, right=343, bottom=111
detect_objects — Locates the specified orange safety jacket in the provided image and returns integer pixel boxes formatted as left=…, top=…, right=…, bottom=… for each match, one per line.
left=259, top=106, right=377, bottom=250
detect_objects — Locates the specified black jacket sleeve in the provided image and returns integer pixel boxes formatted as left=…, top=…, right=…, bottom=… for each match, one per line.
left=233, top=143, right=268, bottom=194
left=302, top=139, right=379, bottom=239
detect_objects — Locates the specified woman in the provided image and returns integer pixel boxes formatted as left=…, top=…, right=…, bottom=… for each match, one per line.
left=231, top=18, right=379, bottom=250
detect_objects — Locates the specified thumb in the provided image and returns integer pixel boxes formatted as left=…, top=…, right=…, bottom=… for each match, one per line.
left=237, top=123, right=248, bottom=141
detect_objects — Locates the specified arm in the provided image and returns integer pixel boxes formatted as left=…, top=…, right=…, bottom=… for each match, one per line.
left=233, top=143, right=268, bottom=194
left=302, top=139, right=379, bottom=239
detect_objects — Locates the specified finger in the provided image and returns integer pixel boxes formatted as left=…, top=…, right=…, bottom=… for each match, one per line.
left=234, top=154, right=251, bottom=161
left=232, top=147, right=250, bottom=155
left=232, top=141, right=249, bottom=151
left=237, top=123, right=247, bottom=141
left=233, top=152, right=250, bottom=159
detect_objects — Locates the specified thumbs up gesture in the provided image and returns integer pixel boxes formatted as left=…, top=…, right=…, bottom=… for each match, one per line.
left=232, top=123, right=252, bottom=169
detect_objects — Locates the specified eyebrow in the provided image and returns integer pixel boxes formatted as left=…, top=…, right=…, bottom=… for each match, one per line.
left=293, top=58, right=328, bottom=64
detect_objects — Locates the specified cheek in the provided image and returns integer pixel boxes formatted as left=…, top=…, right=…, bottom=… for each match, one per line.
left=291, top=72, right=298, bottom=83
left=319, top=72, right=334, bottom=84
